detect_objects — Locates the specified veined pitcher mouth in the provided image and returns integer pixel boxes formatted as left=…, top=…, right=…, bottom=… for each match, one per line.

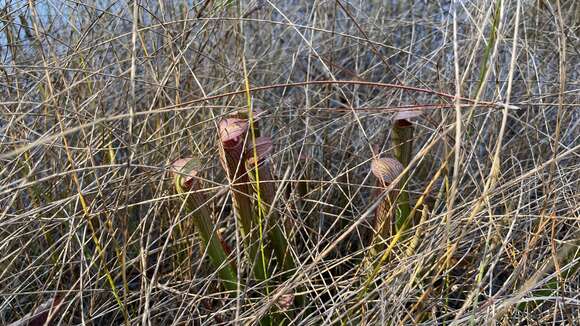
left=371, top=157, right=404, bottom=186
left=245, top=136, right=273, bottom=167
left=394, top=109, right=423, bottom=127
left=171, top=157, right=198, bottom=189
left=219, top=118, right=248, bottom=148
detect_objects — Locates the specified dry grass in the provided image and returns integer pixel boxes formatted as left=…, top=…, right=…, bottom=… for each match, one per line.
left=1, top=0, right=579, bottom=324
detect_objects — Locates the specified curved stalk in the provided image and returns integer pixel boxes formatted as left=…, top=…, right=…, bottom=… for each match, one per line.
left=172, top=158, right=238, bottom=294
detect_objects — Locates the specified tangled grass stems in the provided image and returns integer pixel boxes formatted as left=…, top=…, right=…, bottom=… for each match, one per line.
left=1, top=0, right=578, bottom=324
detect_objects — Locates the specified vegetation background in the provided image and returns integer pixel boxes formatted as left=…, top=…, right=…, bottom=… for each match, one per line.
left=1, top=0, right=578, bottom=324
